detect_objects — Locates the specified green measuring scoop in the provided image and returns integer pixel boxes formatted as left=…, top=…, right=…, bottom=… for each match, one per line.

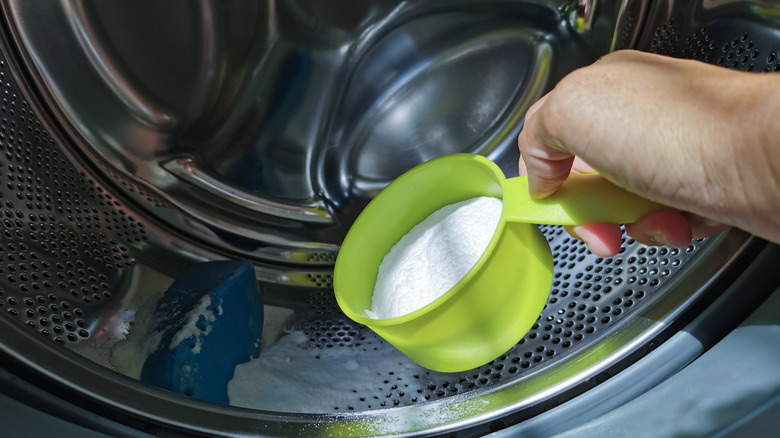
left=334, top=153, right=665, bottom=372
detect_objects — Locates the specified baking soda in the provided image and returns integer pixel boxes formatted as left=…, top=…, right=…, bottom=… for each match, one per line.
left=227, top=329, right=486, bottom=416
left=227, top=330, right=427, bottom=412
left=367, top=196, right=502, bottom=319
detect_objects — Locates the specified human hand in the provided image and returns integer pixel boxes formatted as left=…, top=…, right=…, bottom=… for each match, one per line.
left=517, top=50, right=780, bottom=256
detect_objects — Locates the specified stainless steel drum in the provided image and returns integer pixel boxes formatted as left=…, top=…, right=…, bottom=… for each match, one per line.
left=0, top=0, right=777, bottom=436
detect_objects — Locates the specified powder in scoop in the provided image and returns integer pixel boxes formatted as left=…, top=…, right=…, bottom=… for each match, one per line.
left=367, top=196, right=502, bottom=319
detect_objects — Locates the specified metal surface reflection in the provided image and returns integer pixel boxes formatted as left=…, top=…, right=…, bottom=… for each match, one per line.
left=5, top=0, right=618, bottom=266
left=0, top=1, right=778, bottom=437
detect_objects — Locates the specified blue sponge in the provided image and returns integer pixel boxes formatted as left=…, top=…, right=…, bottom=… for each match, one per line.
left=140, top=260, right=264, bottom=404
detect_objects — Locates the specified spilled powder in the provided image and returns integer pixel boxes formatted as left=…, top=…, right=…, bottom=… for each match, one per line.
left=108, top=294, right=164, bottom=379
left=107, top=293, right=221, bottom=377
left=367, top=196, right=502, bottom=319
left=227, top=330, right=429, bottom=412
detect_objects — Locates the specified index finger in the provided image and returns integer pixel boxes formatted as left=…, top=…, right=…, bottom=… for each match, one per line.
left=517, top=95, right=577, bottom=198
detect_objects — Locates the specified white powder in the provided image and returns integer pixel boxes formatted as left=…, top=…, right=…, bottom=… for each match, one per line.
left=367, top=196, right=502, bottom=319
left=108, top=294, right=165, bottom=379
left=108, top=293, right=219, bottom=378
left=227, top=329, right=491, bottom=422
left=168, top=294, right=218, bottom=354
left=228, top=330, right=435, bottom=413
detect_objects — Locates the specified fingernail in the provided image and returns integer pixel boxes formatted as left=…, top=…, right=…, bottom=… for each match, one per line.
left=572, top=225, right=598, bottom=247
left=572, top=225, right=612, bottom=257
left=650, top=231, right=692, bottom=247
left=570, top=225, right=585, bottom=241
left=702, top=218, right=722, bottom=228
left=648, top=233, right=670, bottom=246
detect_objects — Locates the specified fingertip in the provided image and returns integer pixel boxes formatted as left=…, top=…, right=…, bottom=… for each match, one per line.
left=625, top=211, right=693, bottom=247
left=568, top=223, right=623, bottom=257
left=663, top=222, right=694, bottom=247
left=681, top=212, right=728, bottom=239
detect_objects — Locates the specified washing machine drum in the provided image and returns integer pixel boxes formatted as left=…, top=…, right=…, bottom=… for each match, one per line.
left=0, top=1, right=776, bottom=436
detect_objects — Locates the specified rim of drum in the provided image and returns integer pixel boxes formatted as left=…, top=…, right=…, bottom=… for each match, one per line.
left=0, top=0, right=776, bottom=436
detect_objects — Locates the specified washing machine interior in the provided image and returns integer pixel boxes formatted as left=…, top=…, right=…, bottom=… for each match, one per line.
left=0, top=0, right=777, bottom=436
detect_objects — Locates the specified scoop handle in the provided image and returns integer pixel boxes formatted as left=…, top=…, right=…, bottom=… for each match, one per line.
left=502, top=174, right=668, bottom=225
